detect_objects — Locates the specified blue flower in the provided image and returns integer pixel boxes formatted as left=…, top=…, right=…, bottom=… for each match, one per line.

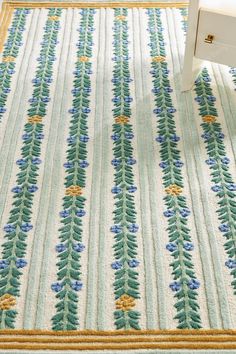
left=4, top=224, right=15, bottom=233
left=0, top=260, right=8, bottom=269
left=16, top=158, right=27, bottom=166
left=0, top=107, right=7, bottom=114
left=73, top=243, right=85, bottom=252
left=225, top=259, right=236, bottom=269
left=60, top=210, right=70, bottom=218
left=156, top=135, right=165, bottom=143
left=180, top=208, right=191, bottom=217
left=207, top=95, right=216, bottom=102
left=153, top=108, right=162, bottom=114
left=82, top=107, right=91, bottom=114
left=56, top=243, right=66, bottom=253
left=195, top=96, right=203, bottom=103
left=211, top=185, right=222, bottom=192
left=111, top=133, right=120, bottom=141
left=51, top=282, right=63, bottom=292
left=112, top=97, right=121, bottom=103
left=71, top=281, right=83, bottom=291
left=159, top=161, right=168, bottom=169
left=169, top=281, right=181, bottom=292
left=28, top=185, right=38, bottom=193
left=45, top=78, right=53, bottom=84
left=41, top=97, right=50, bottom=103
left=36, top=133, right=44, bottom=140
left=128, top=259, right=140, bottom=268
left=174, top=160, right=184, bottom=168
left=3, top=88, right=10, bottom=94
left=221, top=157, right=230, bottom=165
left=76, top=209, right=86, bottom=217
left=170, top=134, right=180, bottom=142
left=201, top=132, right=211, bottom=140
left=111, top=159, right=121, bottom=167
left=110, top=225, right=122, bottom=234
left=68, top=108, right=78, bottom=114
left=111, top=186, right=122, bottom=194
left=127, top=158, right=136, bottom=165
left=163, top=210, right=175, bottom=218
left=166, top=243, right=177, bottom=252
left=219, top=224, right=230, bottom=233
left=165, top=87, right=173, bottom=93
left=128, top=224, right=139, bottom=233
left=152, top=88, right=161, bottom=94
left=20, top=223, right=33, bottom=232
left=228, top=184, right=236, bottom=191
left=80, top=135, right=89, bottom=143
left=229, top=68, right=236, bottom=74
left=188, top=279, right=200, bottom=290
left=203, top=76, right=211, bottom=83
left=184, top=242, right=194, bottom=251
left=7, top=69, right=15, bottom=75
left=112, top=78, right=120, bottom=84
left=79, top=160, right=89, bottom=168
left=16, top=259, right=27, bottom=268
left=32, top=78, right=41, bottom=84
left=12, top=186, right=22, bottom=193
left=32, top=158, right=42, bottom=165
left=71, top=88, right=80, bottom=95
left=167, top=107, right=177, bottom=114
left=125, top=132, right=134, bottom=140
left=67, top=136, right=76, bottom=144
left=63, top=162, right=74, bottom=169
left=206, top=158, right=216, bottom=166
left=111, top=261, right=122, bottom=270
left=128, top=185, right=137, bottom=193
left=29, top=97, right=38, bottom=103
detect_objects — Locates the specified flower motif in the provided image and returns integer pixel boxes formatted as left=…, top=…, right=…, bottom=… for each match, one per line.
left=201, top=132, right=211, bottom=141
left=112, top=159, right=121, bottom=167
left=111, top=186, right=122, bottom=194
left=156, top=135, right=165, bottom=143
left=125, top=132, right=134, bottom=140
left=111, top=133, right=120, bottom=141
left=67, top=136, right=76, bottom=144
left=71, top=281, right=83, bottom=291
left=170, top=134, right=180, bottom=142
left=221, top=157, right=230, bottom=165
left=32, top=158, right=42, bottom=165
left=159, top=161, right=168, bottom=169
left=28, top=115, right=43, bottom=124
left=115, top=294, right=135, bottom=311
left=64, top=162, right=74, bottom=169
left=174, top=160, right=184, bottom=168
left=78, top=56, right=89, bottom=62
left=165, top=184, right=182, bottom=196
left=153, top=108, right=162, bottom=115
left=188, top=279, right=200, bottom=290
left=127, top=185, right=137, bottom=193
left=115, top=15, right=127, bottom=21
left=128, top=259, right=140, bottom=268
left=206, top=158, right=216, bottom=166
left=20, top=223, right=33, bottom=232
left=111, top=261, right=122, bottom=270
left=2, top=56, right=15, bottom=63
left=4, top=224, right=15, bottom=233
left=28, top=185, right=38, bottom=193
left=152, top=56, right=166, bottom=63
left=225, top=259, right=236, bottom=269
left=51, top=282, right=63, bottom=292
left=48, top=15, right=59, bottom=21
left=82, top=107, right=91, bottom=114
left=65, top=185, right=83, bottom=196
left=166, top=243, right=177, bottom=252
left=115, top=115, right=129, bottom=125
left=56, top=244, right=66, bottom=253
left=217, top=132, right=225, bottom=139
left=0, top=260, right=9, bottom=269
left=163, top=210, right=175, bottom=218
left=228, top=184, right=236, bottom=191
left=219, top=224, right=230, bottom=233
left=73, top=243, right=85, bottom=252
left=59, top=210, right=70, bottom=218
left=202, top=115, right=217, bottom=123
left=15, top=259, right=27, bottom=268
left=168, top=108, right=177, bottom=114
left=36, top=133, right=44, bottom=140
left=211, top=185, right=222, bottom=192
left=184, top=242, right=194, bottom=251
left=12, top=186, right=22, bottom=193
left=180, top=208, right=191, bottom=217
left=76, top=209, right=86, bottom=217
left=169, top=282, right=181, bottom=292
left=16, top=158, right=27, bottom=166
left=110, top=225, right=122, bottom=234
left=22, top=133, right=31, bottom=141
left=207, top=95, right=216, bottom=102
left=128, top=224, right=139, bottom=233
left=0, top=294, right=16, bottom=310
left=79, top=160, right=89, bottom=168
left=79, top=135, right=89, bottom=143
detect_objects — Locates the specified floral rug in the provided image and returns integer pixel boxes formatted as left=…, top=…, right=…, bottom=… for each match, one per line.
left=0, top=2, right=236, bottom=353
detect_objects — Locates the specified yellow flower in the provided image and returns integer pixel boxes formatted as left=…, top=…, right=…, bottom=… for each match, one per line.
left=165, top=184, right=182, bottom=196
left=78, top=56, right=89, bottom=63
left=152, top=56, right=166, bottom=63
left=28, top=115, right=43, bottom=124
left=202, top=115, right=217, bottom=123
left=0, top=294, right=16, bottom=310
left=48, top=15, right=59, bottom=21
left=116, top=294, right=135, bottom=311
left=2, top=56, right=15, bottom=63
left=115, top=115, right=129, bottom=125
left=65, top=185, right=83, bottom=197
left=115, top=15, right=127, bottom=21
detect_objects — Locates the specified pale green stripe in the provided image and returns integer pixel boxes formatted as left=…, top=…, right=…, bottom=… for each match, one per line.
left=97, top=9, right=113, bottom=330
left=168, top=8, right=231, bottom=328
left=0, top=11, right=37, bottom=222
left=23, top=8, right=68, bottom=328
left=85, top=8, right=102, bottom=330
left=133, top=8, right=160, bottom=329
left=138, top=8, right=168, bottom=329
left=33, top=9, right=75, bottom=329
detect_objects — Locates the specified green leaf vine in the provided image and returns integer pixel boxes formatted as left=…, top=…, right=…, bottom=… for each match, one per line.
left=147, top=8, right=201, bottom=329
left=51, top=9, right=96, bottom=331
left=0, top=8, right=61, bottom=328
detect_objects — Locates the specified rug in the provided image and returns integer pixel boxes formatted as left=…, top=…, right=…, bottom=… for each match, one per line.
left=0, top=1, right=236, bottom=352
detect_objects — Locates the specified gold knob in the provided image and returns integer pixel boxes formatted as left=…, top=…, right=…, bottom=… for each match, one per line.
left=204, top=34, right=214, bottom=44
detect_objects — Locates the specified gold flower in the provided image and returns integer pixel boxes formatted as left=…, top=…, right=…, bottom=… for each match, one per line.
left=78, top=56, right=89, bottom=63
left=202, top=115, right=217, bottom=123
left=48, top=15, right=59, bottom=21
left=2, top=56, right=15, bottom=63
left=0, top=294, right=16, bottom=310
left=115, top=15, right=127, bottom=21
left=152, top=56, right=166, bottom=63
left=116, top=294, right=135, bottom=311
left=115, top=115, right=129, bottom=125
left=28, top=115, right=43, bottom=124
left=65, top=185, right=83, bottom=197
left=165, top=184, right=182, bottom=196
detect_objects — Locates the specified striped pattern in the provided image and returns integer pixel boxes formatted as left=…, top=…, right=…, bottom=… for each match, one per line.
left=0, top=5, right=235, bottom=341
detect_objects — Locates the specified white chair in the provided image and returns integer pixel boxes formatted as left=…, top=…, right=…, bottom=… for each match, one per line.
left=182, top=0, right=236, bottom=91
